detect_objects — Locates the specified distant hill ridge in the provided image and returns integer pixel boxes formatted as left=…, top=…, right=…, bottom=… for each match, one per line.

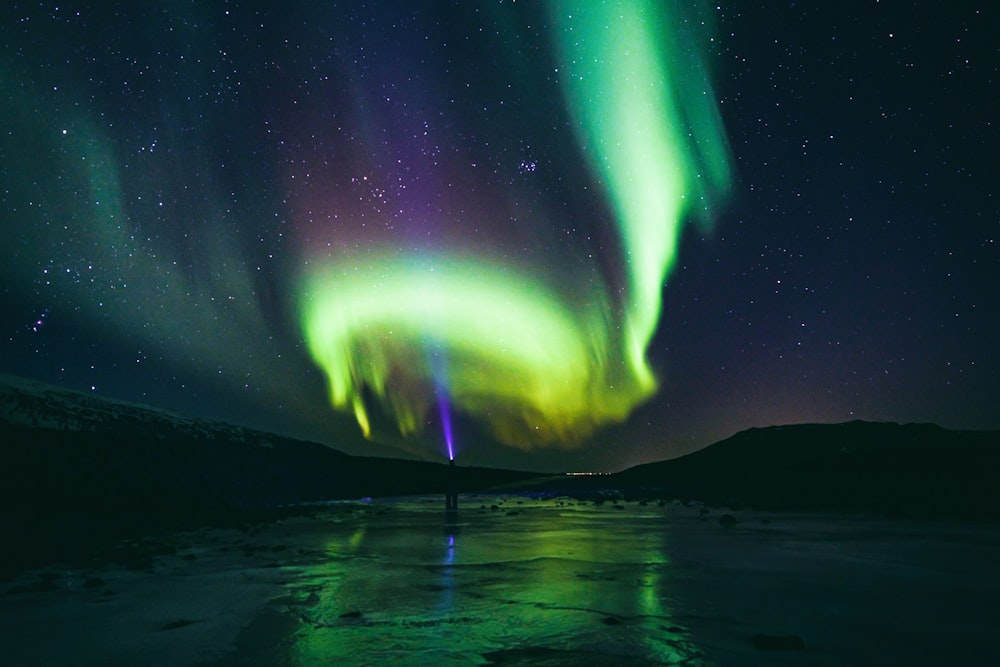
left=0, top=375, right=549, bottom=574
left=0, top=372, right=290, bottom=446
left=615, top=421, right=1000, bottom=517
left=0, top=374, right=542, bottom=515
left=2, top=375, right=996, bottom=524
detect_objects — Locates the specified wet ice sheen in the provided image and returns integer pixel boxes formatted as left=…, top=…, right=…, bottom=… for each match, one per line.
left=278, top=498, right=698, bottom=666
left=3, top=496, right=998, bottom=666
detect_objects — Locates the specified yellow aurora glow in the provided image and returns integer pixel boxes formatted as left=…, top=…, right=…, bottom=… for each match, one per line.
left=300, top=0, right=730, bottom=448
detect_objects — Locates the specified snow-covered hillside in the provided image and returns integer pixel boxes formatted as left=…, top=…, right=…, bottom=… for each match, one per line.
left=0, top=373, right=279, bottom=448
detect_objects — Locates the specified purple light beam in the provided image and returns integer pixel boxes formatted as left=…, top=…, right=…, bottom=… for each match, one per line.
left=437, top=392, right=455, bottom=461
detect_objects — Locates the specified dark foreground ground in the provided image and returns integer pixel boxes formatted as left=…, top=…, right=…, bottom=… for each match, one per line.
left=1, top=495, right=998, bottom=666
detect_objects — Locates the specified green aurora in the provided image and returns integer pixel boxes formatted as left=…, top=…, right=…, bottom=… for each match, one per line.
left=300, top=0, right=731, bottom=450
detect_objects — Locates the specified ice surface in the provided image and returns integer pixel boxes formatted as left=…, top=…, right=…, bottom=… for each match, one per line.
left=274, top=498, right=699, bottom=666
left=1, top=497, right=997, bottom=666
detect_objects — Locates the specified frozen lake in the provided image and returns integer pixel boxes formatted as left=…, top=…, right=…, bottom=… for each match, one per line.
left=2, top=495, right=998, bottom=665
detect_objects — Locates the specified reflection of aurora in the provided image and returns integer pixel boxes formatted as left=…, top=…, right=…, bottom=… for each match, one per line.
left=282, top=500, right=698, bottom=665
left=300, top=0, right=731, bottom=449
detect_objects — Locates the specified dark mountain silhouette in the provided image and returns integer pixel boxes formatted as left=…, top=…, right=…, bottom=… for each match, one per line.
left=615, top=421, right=1000, bottom=517
left=0, top=375, right=543, bottom=573
left=497, top=421, right=1000, bottom=518
left=4, top=374, right=997, bottom=576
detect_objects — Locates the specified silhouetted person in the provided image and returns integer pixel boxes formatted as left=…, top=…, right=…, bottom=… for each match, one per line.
left=445, top=459, right=458, bottom=510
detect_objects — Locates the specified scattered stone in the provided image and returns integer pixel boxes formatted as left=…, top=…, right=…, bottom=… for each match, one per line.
left=161, top=619, right=197, bottom=631
left=6, top=574, right=59, bottom=595
left=339, top=610, right=363, bottom=619
left=718, top=514, right=738, bottom=527
left=725, top=497, right=747, bottom=511
left=751, top=634, right=805, bottom=651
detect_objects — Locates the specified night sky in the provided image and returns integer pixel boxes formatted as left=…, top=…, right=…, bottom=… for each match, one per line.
left=1, top=1, right=996, bottom=472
